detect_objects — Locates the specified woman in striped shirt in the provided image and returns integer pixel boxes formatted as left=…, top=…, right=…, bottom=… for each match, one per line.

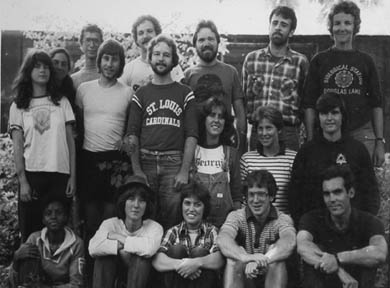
left=240, top=106, right=296, bottom=214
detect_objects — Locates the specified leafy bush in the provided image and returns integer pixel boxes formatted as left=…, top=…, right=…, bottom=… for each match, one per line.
left=0, top=134, right=20, bottom=287
left=0, top=134, right=20, bottom=265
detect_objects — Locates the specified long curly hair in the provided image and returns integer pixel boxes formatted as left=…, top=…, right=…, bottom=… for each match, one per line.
left=198, top=96, right=235, bottom=147
left=12, top=49, right=60, bottom=109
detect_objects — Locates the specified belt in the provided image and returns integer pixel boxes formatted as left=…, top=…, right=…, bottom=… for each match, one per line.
left=140, top=148, right=182, bottom=156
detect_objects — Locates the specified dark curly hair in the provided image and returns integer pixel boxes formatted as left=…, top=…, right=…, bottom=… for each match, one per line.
left=328, top=1, right=361, bottom=36
left=180, top=182, right=211, bottom=220
left=199, top=97, right=235, bottom=147
left=132, top=15, right=162, bottom=44
left=12, top=49, right=60, bottom=109
left=148, top=34, right=179, bottom=68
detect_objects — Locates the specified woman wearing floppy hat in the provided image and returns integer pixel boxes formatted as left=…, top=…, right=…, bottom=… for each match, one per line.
left=89, top=175, right=163, bottom=288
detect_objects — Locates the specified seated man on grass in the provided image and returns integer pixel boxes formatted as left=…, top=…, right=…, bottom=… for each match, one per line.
left=88, top=175, right=163, bottom=288
left=10, top=197, right=84, bottom=287
left=297, top=164, right=387, bottom=288
left=217, top=170, right=296, bottom=288
left=153, top=183, right=225, bottom=288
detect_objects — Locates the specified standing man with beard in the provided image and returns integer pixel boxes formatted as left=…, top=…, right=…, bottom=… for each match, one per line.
left=184, top=20, right=247, bottom=154
left=242, top=6, right=308, bottom=151
left=127, top=35, right=198, bottom=229
left=120, top=15, right=184, bottom=93
left=72, top=24, right=103, bottom=90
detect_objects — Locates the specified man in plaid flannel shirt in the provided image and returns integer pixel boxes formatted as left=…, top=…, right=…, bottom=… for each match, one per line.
left=242, top=6, right=308, bottom=152
left=153, top=183, right=224, bottom=288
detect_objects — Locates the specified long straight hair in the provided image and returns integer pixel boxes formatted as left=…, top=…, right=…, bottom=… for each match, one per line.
left=12, top=49, right=60, bottom=109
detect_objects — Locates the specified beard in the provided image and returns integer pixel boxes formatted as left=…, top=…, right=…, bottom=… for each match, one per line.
left=151, top=62, right=173, bottom=76
left=197, top=46, right=218, bottom=63
left=270, top=32, right=289, bottom=47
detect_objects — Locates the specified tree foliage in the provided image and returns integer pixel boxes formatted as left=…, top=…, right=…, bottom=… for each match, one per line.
left=23, top=30, right=229, bottom=73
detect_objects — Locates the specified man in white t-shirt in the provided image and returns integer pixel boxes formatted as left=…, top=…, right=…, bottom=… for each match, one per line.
left=75, top=39, right=132, bottom=285
left=119, top=15, right=183, bottom=92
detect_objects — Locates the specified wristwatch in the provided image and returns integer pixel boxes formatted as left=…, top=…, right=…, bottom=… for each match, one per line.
left=376, top=138, right=386, bottom=144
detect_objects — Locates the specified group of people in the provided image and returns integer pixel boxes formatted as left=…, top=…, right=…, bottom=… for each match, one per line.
left=8, top=1, right=388, bottom=288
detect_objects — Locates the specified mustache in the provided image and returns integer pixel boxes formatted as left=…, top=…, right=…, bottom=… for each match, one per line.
left=202, top=46, right=214, bottom=51
left=142, top=37, right=152, bottom=45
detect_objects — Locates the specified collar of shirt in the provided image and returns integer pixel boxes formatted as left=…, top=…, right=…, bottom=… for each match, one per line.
left=178, top=221, right=207, bottom=238
left=245, top=204, right=278, bottom=223
left=257, top=45, right=294, bottom=63
left=324, top=208, right=358, bottom=234
left=256, top=141, right=286, bottom=156
left=39, top=226, right=76, bottom=257
left=317, top=133, right=347, bottom=145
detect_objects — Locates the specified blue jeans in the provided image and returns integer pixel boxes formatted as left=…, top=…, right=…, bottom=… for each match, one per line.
left=140, top=151, right=183, bottom=229
left=93, top=254, right=151, bottom=288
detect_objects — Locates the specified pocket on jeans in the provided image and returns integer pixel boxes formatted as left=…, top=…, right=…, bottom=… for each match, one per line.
left=166, top=154, right=182, bottom=163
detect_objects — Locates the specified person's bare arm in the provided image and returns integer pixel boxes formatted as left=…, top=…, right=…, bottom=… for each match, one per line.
left=337, top=234, right=387, bottom=267
left=177, top=251, right=225, bottom=272
left=129, top=135, right=147, bottom=180
left=265, top=229, right=296, bottom=264
left=65, top=124, right=76, bottom=198
left=297, top=230, right=324, bottom=267
left=11, top=129, right=31, bottom=202
left=174, top=136, right=197, bottom=189
left=337, top=267, right=358, bottom=288
left=233, top=99, right=247, bottom=154
left=217, top=227, right=268, bottom=266
left=152, top=252, right=184, bottom=272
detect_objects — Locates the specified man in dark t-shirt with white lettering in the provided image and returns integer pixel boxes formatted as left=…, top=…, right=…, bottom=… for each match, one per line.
left=127, top=34, right=198, bottom=229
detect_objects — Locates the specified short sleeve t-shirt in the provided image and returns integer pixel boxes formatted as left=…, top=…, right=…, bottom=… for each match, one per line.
left=184, top=60, right=244, bottom=113
left=221, top=206, right=295, bottom=254
left=127, top=82, right=197, bottom=151
left=9, top=96, right=75, bottom=174
left=299, top=208, right=385, bottom=254
left=119, top=57, right=184, bottom=92
left=76, top=80, right=132, bottom=152
left=194, top=145, right=224, bottom=174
